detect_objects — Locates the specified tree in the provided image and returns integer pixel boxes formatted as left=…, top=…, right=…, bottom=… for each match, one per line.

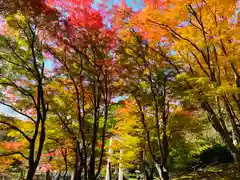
left=43, top=1, right=119, bottom=178
left=43, top=113, right=76, bottom=179
left=113, top=25, right=177, bottom=179
left=111, top=99, right=155, bottom=180
left=0, top=13, right=50, bottom=179
left=0, top=0, right=60, bottom=32
left=122, top=0, right=240, bottom=166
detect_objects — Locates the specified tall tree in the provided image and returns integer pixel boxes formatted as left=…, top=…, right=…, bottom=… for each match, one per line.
left=114, top=26, right=175, bottom=179
left=44, top=1, right=119, bottom=178
left=0, top=14, right=49, bottom=179
left=123, top=0, right=240, bottom=166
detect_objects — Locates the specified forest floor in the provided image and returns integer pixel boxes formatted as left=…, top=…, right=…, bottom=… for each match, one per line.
left=172, top=164, right=240, bottom=180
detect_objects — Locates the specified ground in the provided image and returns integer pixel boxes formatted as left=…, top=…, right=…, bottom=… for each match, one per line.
left=172, top=164, right=240, bottom=180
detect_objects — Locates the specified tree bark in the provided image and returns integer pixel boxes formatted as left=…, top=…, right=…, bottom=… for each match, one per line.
left=155, top=163, right=169, bottom=180
left=118, top=149, right=124, bottom=180
left=105, top=137, right=113, bottom=180
left=202, top=101, right=240, bottom=166
left=74, top=141, right=82, bottom=180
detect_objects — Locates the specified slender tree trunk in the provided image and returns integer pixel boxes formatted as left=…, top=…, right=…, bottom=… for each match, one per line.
left=26, top=142, right=38, bottom=180
left=118, top=149, right=124, bottom=180
left=155, top=163, right=169, bottom=180
left=89, top=80, right=101, bottom=180
left=140, top=150, right=149, bottom=180
left=223, top=96, right=240, bottom=142
left=160, top=165, right=169, bottom=180
left=202, top=101, right=240, bottom=166
left=46, top=170, right=51, bottom=180
left=74, top=141, right=82, bottom=180
left=26, top=163, right=37, bottom=180
left=106, top=137, right=113, bottom=180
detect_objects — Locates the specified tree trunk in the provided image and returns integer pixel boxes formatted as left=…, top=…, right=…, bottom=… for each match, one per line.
left=118, top=149, right=124, bottom=180
left=74, top=142, right=82, bottom=180
left=202, top=101, right=240, bottom=166
left=26, top=164, right=37, bottom=180
left=106, top=137, right=113, bottom=180
left=155, top=163, right=169, bottom=180
left=140, top=150, right=148, bottom=180
left=46, top=170, right=51, bottom=180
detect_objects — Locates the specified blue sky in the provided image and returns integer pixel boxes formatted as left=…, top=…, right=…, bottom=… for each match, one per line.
left=92, top=0, right=145, bottom=11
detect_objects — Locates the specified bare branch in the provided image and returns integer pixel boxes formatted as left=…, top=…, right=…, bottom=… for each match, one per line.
left=0, top=101, right=36, bottom=124
left=0, top=117, right=32, bottom=142
left=57, top=112, right=75, bottom=137
left=0, top=151, right=28, bottom=160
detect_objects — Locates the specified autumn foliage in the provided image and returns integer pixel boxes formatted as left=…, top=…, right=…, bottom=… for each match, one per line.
left=1, top=0, right=240, bottom=180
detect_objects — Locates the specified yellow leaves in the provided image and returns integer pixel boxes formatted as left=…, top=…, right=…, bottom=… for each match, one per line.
left=21, top=121, right=34, bottom=131
left=216, top=84, right=240, bottom=95
left=206, top=0, right=237, bottom=14
left=4, top=13, right=27, bottom=37
left=176, top=72, right=188, bottom=81
left=7, top=131, right=21, bottom=138
left=0, top=156, right=14, bottom=172
left=110, top=100, right=143, bottom=168
left=119, top=28, right=131, bottom=40
left=110, top=135, right=141, bottom=168
left=114, top=78, right=125, bottom=88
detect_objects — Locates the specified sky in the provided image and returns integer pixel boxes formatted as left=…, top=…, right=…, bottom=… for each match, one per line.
left=92, top=0, right=145, bottom=11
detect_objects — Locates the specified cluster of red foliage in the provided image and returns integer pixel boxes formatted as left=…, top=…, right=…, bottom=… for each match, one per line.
left=46, top=0, right=103, bottom=30
left=41, top=148, right=62, bottom=157
left=0, top=0, right=59, bottom=26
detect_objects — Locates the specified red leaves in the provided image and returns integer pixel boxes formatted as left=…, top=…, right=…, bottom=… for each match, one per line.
left=39, top=164, right=52, bottom=172
left=46, top=0, right=103, bottom=30
left=97, top=140, right=103, bottom=148
left=41, top=148, right=62, bottom=157
left=2, top=88, right=17, bottom=101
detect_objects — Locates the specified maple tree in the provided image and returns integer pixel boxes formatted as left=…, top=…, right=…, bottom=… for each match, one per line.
left=114, top=26, right=175, bottom=179
left=47, top=38, right=117, bottom=179
left=1, top=0, right=240, bottom=179
left=42, top=1, right=119, bottom=179
left=0, top=13, right=51, bottom=180
left=120, top=0, right=240, bottom=168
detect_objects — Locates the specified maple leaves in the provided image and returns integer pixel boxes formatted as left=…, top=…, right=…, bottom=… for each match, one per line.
left=3, top=142, right=24, bottom=151
left=46, top=0, right=103, bottom=30
left=1, top=0, right=240, bottom=179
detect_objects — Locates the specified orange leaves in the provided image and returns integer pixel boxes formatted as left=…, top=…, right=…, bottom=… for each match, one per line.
left=116, top=107, right=129, bottom=115
left=176, top=108, right=194, bottom=117
left=0, top=156, right=13, bottom=172
left=2, top=141, right=24, bottom=151
left=97, top=140, right=103, bottom=149
left=116, top=100, right=135, bottom=117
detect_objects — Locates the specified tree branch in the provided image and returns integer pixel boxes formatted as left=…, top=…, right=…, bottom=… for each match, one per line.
left=0, top=116, right=32, bottom=142
left=0, top=151, right=28, bottom=160
left=0, top=101, right=36, bottom=124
